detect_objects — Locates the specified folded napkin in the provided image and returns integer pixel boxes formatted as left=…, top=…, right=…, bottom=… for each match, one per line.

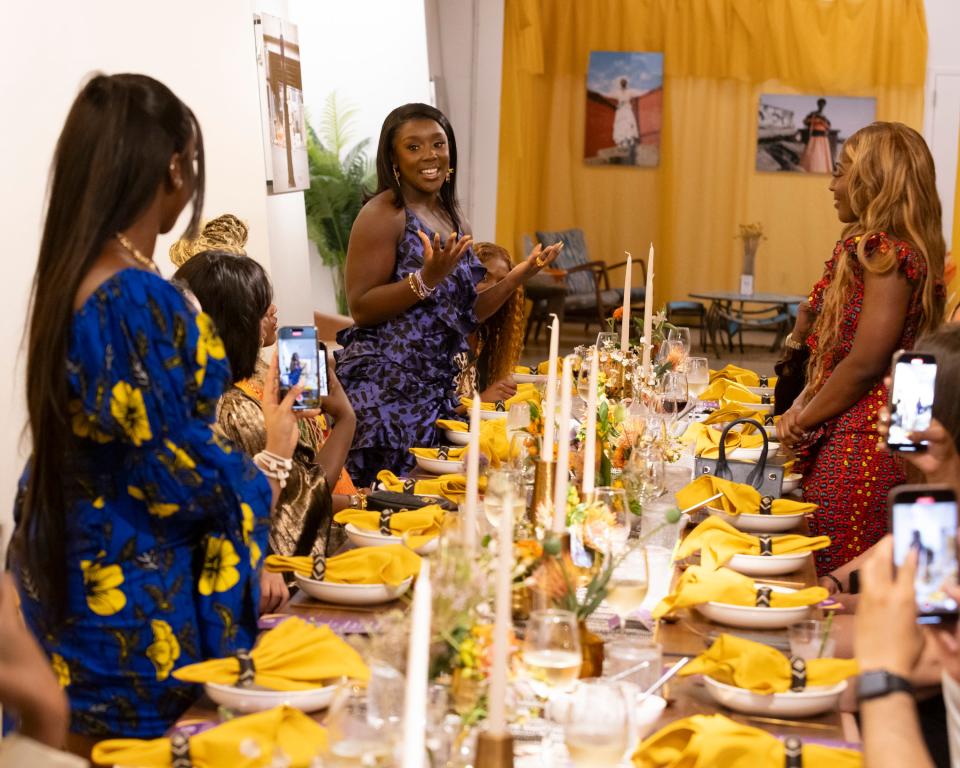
left=334, top=505, right=446, bottom=549
left=376, top=469, right=477, bottom=504
left=651, top=565, right=828, bottom=618
left=676, top=516, right=830, bottom=569
left=173, top=617, right=369, bottom=690
left=703, top=404, right=776, bottom=429
left=410, top=446, right=466, bottom=461
left=633, top=713, right=860, bottom=768
left=680, top=633, right=858, bottom=694
left=681, top=423, right=767, bottom=459
left=93, top=705, right=328, bottom=768
left=265, top=544, right=421, bottom=586
left=461, top=383, right=540, bottom=412
left=514, top=360, right=554, bottom=375
left=709, top=364, right=778, bottom=388
left=676, top=475, right=817, bottom=517
left=435, top=419, right=509, bottom=466
left=436, top=418, right=468, bottom=432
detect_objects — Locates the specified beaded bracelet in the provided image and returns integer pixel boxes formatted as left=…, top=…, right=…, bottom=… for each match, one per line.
left=253, top=450, right=293, bottom=489
left=406, top=270, right=436, bottom=301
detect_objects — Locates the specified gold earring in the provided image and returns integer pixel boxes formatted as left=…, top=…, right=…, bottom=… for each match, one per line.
left=446, top=167, right=455, bottom=183
left=393, top=165, right=401, bottom=185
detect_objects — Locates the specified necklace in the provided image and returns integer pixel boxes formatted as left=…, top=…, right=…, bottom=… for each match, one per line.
left=115, top=232, right=158, bottom=273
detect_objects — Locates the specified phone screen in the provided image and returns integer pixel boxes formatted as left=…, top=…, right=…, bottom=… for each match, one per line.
left=892, top=489, right=959, bottom=623
left=888, top=353, right=937, bottom=451
left=278, top=327, right=326, bottom=409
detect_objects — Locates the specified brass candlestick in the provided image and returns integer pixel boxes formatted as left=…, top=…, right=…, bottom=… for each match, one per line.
left=475, top=730, right=514, bottom=768
left=529, top=458, right=555, bottom=534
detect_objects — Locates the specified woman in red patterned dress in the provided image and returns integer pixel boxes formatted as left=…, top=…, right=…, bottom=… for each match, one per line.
left=778, top=122, right=946, bottom=575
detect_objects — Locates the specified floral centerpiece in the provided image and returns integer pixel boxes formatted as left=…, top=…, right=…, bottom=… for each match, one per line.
left=736, top=222, right=766, bottom=294
left=572, top=393, right=624, bottom=486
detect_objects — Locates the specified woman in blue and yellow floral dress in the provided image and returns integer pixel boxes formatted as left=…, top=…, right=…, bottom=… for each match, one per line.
left=9, top=74, right=305, bottom=747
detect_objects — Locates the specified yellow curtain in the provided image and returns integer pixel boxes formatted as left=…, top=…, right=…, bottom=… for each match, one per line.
left=497, top=0, right=928, bottom=305
left=950, top=121, right=960, bottom=316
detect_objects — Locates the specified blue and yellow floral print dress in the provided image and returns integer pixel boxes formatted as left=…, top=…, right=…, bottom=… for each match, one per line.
left=12, top=269, right=271, bottom=738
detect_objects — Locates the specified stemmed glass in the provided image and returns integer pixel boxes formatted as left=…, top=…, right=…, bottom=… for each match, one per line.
left=576, top=347, right=596, bottom=405
left=509, top=432, right=541, bottom=485
left=482, top=468, right=525, bottom=532
left=658, top=369, right=689, bottom=431
left=595, top=331, right=619, bottom=350
left=668, top=326, right=692, bottom=358
left=521, top=609, right=582, bottom=701
left=656, top=338, right=687, bottom=371
left=557, top=680, right=631, bottom=767
left=605, top=546, right=649, bottom=636
left=586, top=487, right=631, bottom=555
left=685, top=356, right=710, bottom=413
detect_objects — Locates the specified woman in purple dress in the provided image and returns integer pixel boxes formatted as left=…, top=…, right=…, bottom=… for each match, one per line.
left=336, top=103, right=560, bottom=487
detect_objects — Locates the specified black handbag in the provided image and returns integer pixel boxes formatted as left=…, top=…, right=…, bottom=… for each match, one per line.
left=693, top=417, right=785, bottom=498
left=364, top=489, right=457, bottom=513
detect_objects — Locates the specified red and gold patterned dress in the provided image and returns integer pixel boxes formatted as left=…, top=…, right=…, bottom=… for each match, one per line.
left=800, top=233, right=940, bottom=574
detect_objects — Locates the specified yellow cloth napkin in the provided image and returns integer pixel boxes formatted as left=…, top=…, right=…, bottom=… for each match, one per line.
left=265, top=544, right=421, bottom=586
left=172, top=617, right=369, bottom=690
left=680, top=633, right=858, bottom=694
left=681, top=423, right=767, bottom=459
left=633, top=713, right=861, bottom=768
left=703, top=404, right=776, bottom=429
left=376, top=469, right=477, bottom=504
left=461, top=383, right=540, bottom=412
left=93, top=705, right=328, bottom=768
left=410, top=446, right=466, bottom=460
left=676, top=516, right=830, bottom=569
left=334, top=505, right=446, bottom=549
left=436, top=418, right=467, bottom=432
left=434, top=419, right=509, bottom=467
left=675, top=475, right=817, bottom=517
left=709, top=365, right=779, bottom=388
left=701, top=379, right=768, bottom=405
left=652, top=565, right=828, bottom=618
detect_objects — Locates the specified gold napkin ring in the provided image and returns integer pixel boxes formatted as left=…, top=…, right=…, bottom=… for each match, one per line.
left=759, top=535, right=773, bottom=556
left=789, top=657, right=807, bottom=692
left=379, top=510, right=394, bottom=535
left=756, top=585, right=773, bottom=607
left=170, top=731, right=192, bottom=768
left=437, top=445, right=449, bottom=460
left=312, top=553, right=327, bottom=581
left=759, top=496, right=774, bottom=515
left=784, top=736, right=802, bottom=767
left=236, top=649, right=256, bottom=688
left=403, top=479, right=417, bottom=493
left=495, top=399, right=506, bottom=411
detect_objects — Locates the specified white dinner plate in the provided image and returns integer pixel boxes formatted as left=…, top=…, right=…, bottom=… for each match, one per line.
left=295, top=573, right=413, bottom=606
left=344, top=523, right=439, bottom=555
left=781, top=472, right=803, bottom=494
left=726, top=551, right=810, bottom=577
left=703, top=676, right=847, bottom=718
left=205, top=681, right=338, bottom=714
left=443, top=429, right=470, bottom=446
left=414, top=455, right=465, bottom=475
left=745, top=386, right=776, bottom=398
left=696, top=584, right=813, bottom=629
left=707, top=506, right=806, bottom=533
left=479, top=410, right=508, bottom=421
left=727, top=444, right=781, bottom=461
left=513, top=372, right=547, bottom=384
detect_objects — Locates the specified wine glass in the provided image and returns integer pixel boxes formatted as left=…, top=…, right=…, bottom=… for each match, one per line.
left=482, top=468, right=525, bottom=532
left=658, top=369, right=689, bottom=428
left=605, top=546, right=649, bottom=636
left=685, top=356, right=710, bottom=413
left=557, top=680, right=631, bottom=767
left=624, top=440, right=665, bottom=509
left=522, top=609, right=582, bottom=700
left=509, top=431, right=541, bottom=484
left=586, top=487, right=631, bottom=555
left=668, top=327, right=692, bottom=358
left=576, top=348, right=596, bottom=404
left=323, top=683, right=394, bottom=766
left=595, top=331, right=618, bottom=350
left=656, top=338, right=686, bottom=371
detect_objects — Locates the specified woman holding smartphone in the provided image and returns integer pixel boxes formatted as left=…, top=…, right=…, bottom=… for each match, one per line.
left=10, top=74, right=304, bottom=747
left=778, top=122, right=946, bottom=574
left=335, top=103, right=560, bottom=486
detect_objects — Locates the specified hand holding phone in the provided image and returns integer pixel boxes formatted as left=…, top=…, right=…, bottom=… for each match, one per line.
left=887, top=351, right=937, bottom=453
left=277, top=326, right=329, bottom=411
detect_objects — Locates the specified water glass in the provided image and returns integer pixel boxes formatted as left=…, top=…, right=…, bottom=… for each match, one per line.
left=557, top=680, right=631, bottom=767
left=658, top=369, right=689, bottom=426
left=323, top=683, right=394, bottom=766
left=788, top=619, right=836, bottom=660
left=685, top=356, right=710, bottom=402
left=605, top=546, right=649, bottom=634
left=522, top=609, right=582, bottom=700
left=604, top=638, right=663, bottom=691
left=509, top=432, right=540, bottom=484
left=643, top=545, right=675, bottom=609
left=587, top=486, right=631, bottom=554
left=506, top=402, right=530, bottom=435
left=482, top=468, right=525, bottom=532
left=624, top=440, right=665, bottom=510
left=366, top=660, right=405, bottom=732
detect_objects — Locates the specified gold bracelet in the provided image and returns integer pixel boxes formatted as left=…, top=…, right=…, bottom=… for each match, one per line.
left=407, top=273, right=425, bottom=300
left=784, top=333, right=805, bottom=351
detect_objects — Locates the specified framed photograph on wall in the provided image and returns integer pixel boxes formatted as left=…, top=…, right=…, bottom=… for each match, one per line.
left=254, top=13, right=309, bottom=193
left=584, top=51, right=663, bottom=167
left=756, top=94, right=877, bottom=174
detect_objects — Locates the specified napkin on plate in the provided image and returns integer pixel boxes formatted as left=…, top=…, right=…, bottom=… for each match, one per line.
left=460, top=383, right=540, bottom=412
left=675, top=476, right=817, bottom=517
left=265, top=544, right=421, bottom=586
left=376, top=469, right=478, bottom=504
left=92, top=706, right=329, bottom=768
left=334, top=505, right=446, bottom=549
left=651, top=565, right=828, bottom=618
left=410, top=446, right=466, bottom=461
left=679, top=633, right=858, bottom=694
left=632, top=713, right=860, bottom=767
left=703, top=403, right=776, bottom=429
left=681, top=423, right=768, bottom=459
left=676, top=516, right=830, bottom=569
left=514, top=360, right=554, bottom=375
left=172, top=617, right=369, bottom=690
left=434, top=419, right=509, bottom=465
left=709, top=364, right=779, bottom=388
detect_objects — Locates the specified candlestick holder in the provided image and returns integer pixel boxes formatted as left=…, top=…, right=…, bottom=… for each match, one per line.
left=529, top=458, right=555, bottom=534
left=475, top=730, right=514, bottom=767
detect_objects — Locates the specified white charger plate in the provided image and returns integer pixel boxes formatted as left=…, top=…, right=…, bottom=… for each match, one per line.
left=782, top=472, right=803, bottom=494
left=513, top=372, right=547, bottom=384
left=726, top=551, right=810, bottom=576
left=696, top=584, right=813, bottom=629
left=707, top=506, right=806, bottom=533
left=414, top=455, right=465, bottom=475
left=745, top=386, right=776, bottom=397
left=295, top=573, right=413, bottom=606
left=727, top=443, right=781, bottom=461
left=344, top=523, right=439, bottom=555
left=703, top=676, right=847, bottom=718
left=480, top=410, right=508, bottom=421
left=443, top=429, right=470, bottom=446
left=205, top=681, right=338, bottom=713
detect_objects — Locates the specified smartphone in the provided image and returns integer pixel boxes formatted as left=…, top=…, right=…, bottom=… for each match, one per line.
left=277, top=326, right=328, bottom=410
left=889, top=484, right=959, bottom=624
left=887, top=350, right=937, bottom=452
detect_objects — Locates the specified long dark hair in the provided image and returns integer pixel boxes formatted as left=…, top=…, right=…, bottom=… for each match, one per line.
left=173, top=251, right=272, bottom=382
left=374, top=103, right=463, bottom=233
left=15, top=73, right=204, bottom=619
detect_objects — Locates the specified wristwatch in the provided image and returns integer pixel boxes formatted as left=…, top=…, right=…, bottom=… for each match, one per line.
left=856, top=669, right=914, bottom=702
left=784, top=333, right=805, bottom=351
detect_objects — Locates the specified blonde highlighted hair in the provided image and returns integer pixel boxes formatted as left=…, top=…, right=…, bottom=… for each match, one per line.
left=474, top=242, right=525, bottom=384
left=809, top=122, right=946, bottom=390
left=169, top=213, right=248, bottom=266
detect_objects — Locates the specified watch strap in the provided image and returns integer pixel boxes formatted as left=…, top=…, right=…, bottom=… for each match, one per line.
left=856, top=669, right=914, bottom=702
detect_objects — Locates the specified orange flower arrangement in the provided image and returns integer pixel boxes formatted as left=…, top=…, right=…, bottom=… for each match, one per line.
left=612, top=306, right=624, bottom=321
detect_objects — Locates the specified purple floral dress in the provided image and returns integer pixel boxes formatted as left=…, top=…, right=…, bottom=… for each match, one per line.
left=336, top=209, right=484, bottom=487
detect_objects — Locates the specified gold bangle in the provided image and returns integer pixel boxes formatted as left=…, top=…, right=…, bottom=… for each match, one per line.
left=784, top=333, right=805, bottom=351
left=407, top=273, right=424, bottom=300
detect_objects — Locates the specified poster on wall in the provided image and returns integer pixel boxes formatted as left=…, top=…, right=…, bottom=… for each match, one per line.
left=254, top=13, right=309, bottom=193
left=584, top=51, right=663, bottom=167
left=756, top=94, right=876, bottom=174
